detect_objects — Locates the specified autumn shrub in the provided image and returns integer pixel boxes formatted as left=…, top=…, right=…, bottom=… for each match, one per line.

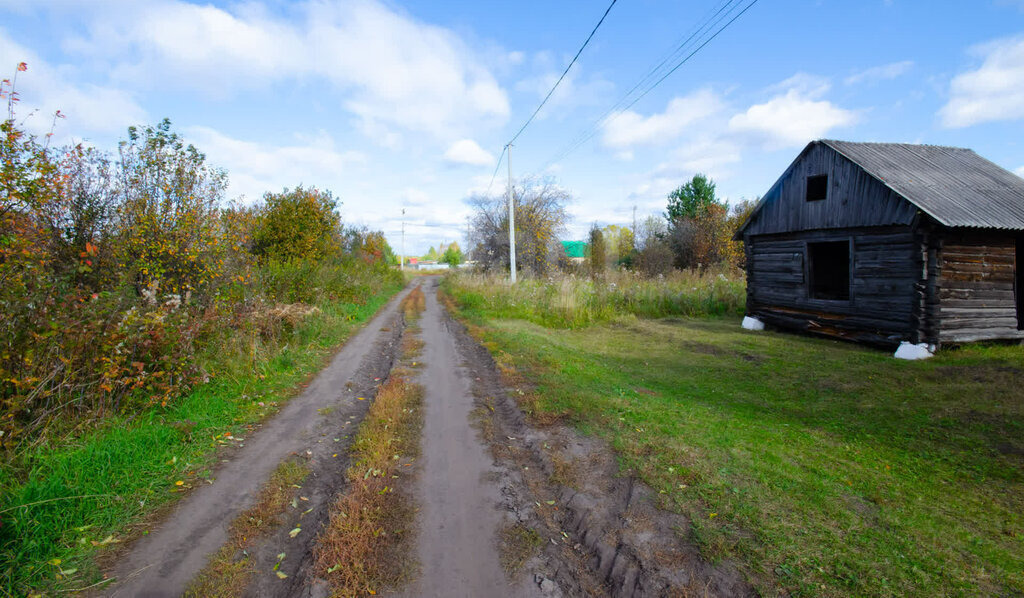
left=252, top=186, right=340, bottom=263
left=0, top=78, right=400, bottom=451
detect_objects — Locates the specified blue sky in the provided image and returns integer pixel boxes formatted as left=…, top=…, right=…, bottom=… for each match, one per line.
left=2, top=0, right=1024, bottom=254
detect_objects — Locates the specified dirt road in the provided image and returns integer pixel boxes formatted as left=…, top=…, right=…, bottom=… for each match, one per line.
left=103, top=278, right=750, bottom=597
left=392, top=279, right=533, bottom=598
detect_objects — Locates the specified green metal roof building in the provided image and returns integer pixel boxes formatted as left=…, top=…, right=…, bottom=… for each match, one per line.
left=561, top=240, right=587, bottom=259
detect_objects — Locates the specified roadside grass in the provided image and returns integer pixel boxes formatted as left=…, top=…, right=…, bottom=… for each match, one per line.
left=184, top=458, right=310, bottom=597
left=313, top=286, right=425, bottom=596
left=0, top=287, right=401, bottom=596
left=446, top=269, right=744, bottom=328
left=446, top=287, right=1024, bottom=597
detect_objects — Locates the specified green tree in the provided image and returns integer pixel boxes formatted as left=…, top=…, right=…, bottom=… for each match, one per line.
left=441, top=242, right=463, bottom=266
left=601, top=224, right=635, bottom=267
left=587, top=224, right=606, bottom=278
left=423, top=246, right=439, bottom=261
left=252, top=186, right=340, bottom=263
left=666, top=173, right=723, bottom=221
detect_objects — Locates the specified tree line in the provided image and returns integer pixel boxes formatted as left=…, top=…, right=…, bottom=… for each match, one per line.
left=466, top=173, right=755, bottom=277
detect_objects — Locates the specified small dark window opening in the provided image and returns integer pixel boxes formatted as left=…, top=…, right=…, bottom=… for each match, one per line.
left=808, top=240, right=850, bottom=301
left=806, top=174, right=828, bottom=201
left=1016, top=238, right=1023, bottom=330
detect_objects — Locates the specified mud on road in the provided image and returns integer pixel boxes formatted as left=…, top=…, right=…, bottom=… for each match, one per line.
left=102, top=277, right=753, bottom=597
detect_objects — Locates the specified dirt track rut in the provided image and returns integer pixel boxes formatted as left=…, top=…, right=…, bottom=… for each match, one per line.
left=390, top=278, right=533, bottom=597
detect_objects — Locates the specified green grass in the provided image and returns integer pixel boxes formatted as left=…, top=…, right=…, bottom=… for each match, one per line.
left=447, top=284, right=1024, bottom=597
left=0, top=285, right=401, bottom=596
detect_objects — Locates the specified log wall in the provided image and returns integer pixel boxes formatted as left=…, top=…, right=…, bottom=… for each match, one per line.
left=938, top=232, right=1024, bottom=343
left=745, top=226, right=921, bottom=345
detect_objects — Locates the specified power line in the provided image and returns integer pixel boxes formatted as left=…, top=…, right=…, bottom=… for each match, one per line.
left=485, top=145, right=507, bottom=195
left=530, top=0, right=759, bottom=177
left=507, top=0, right=619, bottom=146
left=536, top=0, right=742, bottom=169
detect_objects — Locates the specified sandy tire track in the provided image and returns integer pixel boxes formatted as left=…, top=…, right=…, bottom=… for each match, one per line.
left=388, top=277, right=539, bottom=598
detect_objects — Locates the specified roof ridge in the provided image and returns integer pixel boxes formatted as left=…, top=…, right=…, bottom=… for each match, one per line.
left=821, top=139, right=971, bottom=152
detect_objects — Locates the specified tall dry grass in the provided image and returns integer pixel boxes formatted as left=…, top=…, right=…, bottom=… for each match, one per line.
left=444, top=268, right=745, bottom=328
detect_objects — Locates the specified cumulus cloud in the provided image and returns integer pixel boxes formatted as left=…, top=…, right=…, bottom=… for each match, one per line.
left=602, top=88, right=723, bottom=148
left=728, top=78, right=856, bottom=148
left=443, top=139, right=495, bottom=166
left=844, top=60, right=913, bottom=85
left=184, top=126, right=366, bottom=201
left=54, top=0, right=510, bottom=138
left=0, top=30, right=147, bottom=137
left=1015, top=165, right=1024, bottom=178
left=940, top=36, right=1024, bottom=128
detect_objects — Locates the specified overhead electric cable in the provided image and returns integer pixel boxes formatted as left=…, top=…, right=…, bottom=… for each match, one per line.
left=507, top=0, right=619, bottom=146
left=485, top=145, right=507, bottom=195
left=529, top=0, right=760, bottom=177
left=539, top=0, right=742, bottom=166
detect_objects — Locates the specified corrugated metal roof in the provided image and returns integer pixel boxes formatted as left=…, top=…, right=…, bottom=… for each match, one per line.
left=822, top=140, right=1024, bottom=230
left=561, top=240, right=587, bottom=258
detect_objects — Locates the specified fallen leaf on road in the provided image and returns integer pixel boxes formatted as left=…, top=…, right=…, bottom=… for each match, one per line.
left=276, top=571, right=288, bottom=579
left=289, top=527, right=301, bottom=538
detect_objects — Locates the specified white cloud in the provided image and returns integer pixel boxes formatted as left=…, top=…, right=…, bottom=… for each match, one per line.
left=443, top=139, right=495, bottom=166
left=56, top=0, right=510, bottom=139
left=940, top=36, right=1024, bottom=127
left=184, top=126, right=366, bottom=201
left=729, top=79, right=856, bottom=148
left=602, top=88, right=724, bottom=148
left=515, top=61, right=615, bottom=120
left=0, top=30, right=147, bottom=138
left=1015, top=165, right=1024, bottom=178
left=844, top=60, right=913, bottom=85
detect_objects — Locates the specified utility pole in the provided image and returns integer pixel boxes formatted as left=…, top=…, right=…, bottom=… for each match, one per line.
left=400, top=208, right=405, bottom=271
left=506, top=143, right=517, bottom=284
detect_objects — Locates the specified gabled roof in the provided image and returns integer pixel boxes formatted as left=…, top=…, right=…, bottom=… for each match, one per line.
left=820, top=140, right=1024, bottom=230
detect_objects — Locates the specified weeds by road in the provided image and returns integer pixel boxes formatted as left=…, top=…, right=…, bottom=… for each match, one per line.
left=446, top=275, right=1024, bottom=597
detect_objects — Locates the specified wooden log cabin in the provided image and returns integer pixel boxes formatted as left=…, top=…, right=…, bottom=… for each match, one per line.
left=736, top=140, right=1024, bottom=347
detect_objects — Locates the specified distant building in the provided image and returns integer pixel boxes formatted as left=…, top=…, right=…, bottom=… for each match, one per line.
left=562, top=240, right=588, bottom=264
left=737, top=139, right=1024, bottom=346
left=414, top=261, right=449, bottom=271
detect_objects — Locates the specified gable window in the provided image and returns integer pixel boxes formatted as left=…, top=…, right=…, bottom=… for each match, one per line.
left=808, top=240, right=850, bottom=301
left=806, top=174, right=828, bottom=201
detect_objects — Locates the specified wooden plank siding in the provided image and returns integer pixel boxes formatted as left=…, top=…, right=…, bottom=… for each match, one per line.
left=742, top=143, right=918, bottom=237
left=746, top=227, right=921, bottom=345
left=938, top=232, right=1024, bottom=343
